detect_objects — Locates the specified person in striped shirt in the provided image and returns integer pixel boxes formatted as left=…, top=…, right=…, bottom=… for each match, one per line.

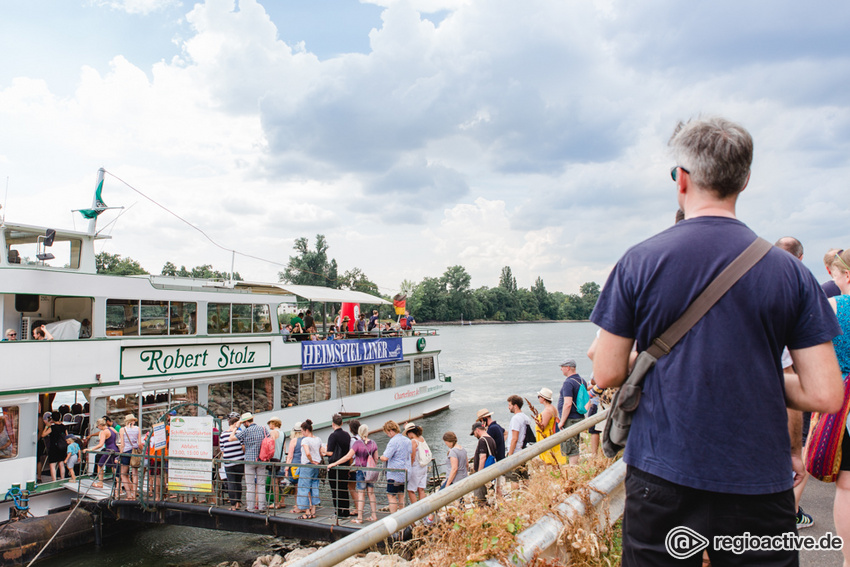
left=220, top=414, right=245, bottom=510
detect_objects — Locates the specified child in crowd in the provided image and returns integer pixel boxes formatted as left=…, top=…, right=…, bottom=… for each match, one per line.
left=64, top=435, right=79, bottom=481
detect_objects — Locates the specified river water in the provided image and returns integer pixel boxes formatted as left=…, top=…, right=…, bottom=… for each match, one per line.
left=44, top=321, right=599, bottom=567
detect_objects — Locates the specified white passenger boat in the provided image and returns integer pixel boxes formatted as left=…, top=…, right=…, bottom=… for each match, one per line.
left=0, top=169, right=452, bottom=520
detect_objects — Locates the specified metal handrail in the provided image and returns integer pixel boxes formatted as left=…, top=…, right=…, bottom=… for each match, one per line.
left=483, top=458, right=626, bottom=565
left=287, top=409, right=610, bottom=567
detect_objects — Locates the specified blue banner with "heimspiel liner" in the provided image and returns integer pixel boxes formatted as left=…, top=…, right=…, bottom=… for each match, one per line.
left=301, top=337, right=403, bottom=370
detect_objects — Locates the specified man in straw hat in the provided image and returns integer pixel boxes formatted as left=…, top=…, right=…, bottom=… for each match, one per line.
left=476, top=408, right=505, bottom=461
left=591, top=117, right=843, bottom=565
left=230, top=412, right=268, bottom=512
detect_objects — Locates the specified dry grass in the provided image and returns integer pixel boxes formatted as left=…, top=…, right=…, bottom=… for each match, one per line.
left=396, top=445, right=622, bottom=567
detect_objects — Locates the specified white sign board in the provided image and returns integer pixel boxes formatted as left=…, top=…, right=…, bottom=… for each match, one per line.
left=167, top=415, right=213, bottom=493
left=152, top=422, right=167, bottom=450
left=121, top=342, right=271, bottom=379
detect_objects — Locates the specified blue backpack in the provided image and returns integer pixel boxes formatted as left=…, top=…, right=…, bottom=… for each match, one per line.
left=573, top=377, right=590, bottom=415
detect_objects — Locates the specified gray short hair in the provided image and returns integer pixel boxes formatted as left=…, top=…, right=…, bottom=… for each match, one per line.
left=669, top=117, right=753, bottom=199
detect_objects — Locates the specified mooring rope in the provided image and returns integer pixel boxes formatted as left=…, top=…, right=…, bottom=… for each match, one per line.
left=25, top=480, right=99, bottom=567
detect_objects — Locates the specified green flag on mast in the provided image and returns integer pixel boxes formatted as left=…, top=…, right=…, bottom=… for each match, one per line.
left=79, top=179, right=107, bottom=219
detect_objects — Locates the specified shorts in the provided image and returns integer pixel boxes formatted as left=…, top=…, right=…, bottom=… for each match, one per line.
left=386, top=479, right=405, bottom=494
left=119, top=453, right=132, bottom=466
left=355, top=470, right=375, bottom=490
left=587, top=404, right=603, bottom=434
left=66, top=454, right=78, bottom=469
left=96, top=452, right=116, bottom=470
left=560, top=417, right=584, bottom=457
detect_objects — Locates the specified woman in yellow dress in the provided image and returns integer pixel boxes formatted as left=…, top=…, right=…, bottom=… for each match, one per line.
left=535, top=387, right=567, bottom=465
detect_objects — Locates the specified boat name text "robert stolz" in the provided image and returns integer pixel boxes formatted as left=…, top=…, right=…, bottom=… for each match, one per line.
left=121, top=343, right=271, bottom=379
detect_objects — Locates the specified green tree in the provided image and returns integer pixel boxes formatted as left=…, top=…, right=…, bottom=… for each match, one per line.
left=161, top=261, right=177, bottom=276
left=279, top=235, right=338, bottom=288
left=340, top=267, right=379, bottom=295
left=532, top=276, right=558, bottom=320
left=499, top=266, right=518, bottom=292
left=161, top=262, right=241, bottom=280
left=96, top=252, right=148, bottom=275
left=411, top=277, right=447, bottom=321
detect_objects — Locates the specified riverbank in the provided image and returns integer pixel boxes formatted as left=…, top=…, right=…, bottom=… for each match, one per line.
left=422, top=319, right=591, bottom=326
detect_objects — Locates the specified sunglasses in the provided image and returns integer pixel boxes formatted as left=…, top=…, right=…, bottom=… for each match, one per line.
left=670, top=166, right=690, bottom=181
left=836, top=251, right=850, bottom=272
left=6, top=333, right=15, bottom=337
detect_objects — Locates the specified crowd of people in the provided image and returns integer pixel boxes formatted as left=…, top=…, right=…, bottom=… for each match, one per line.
left=280, top=309, right=416, bottom=341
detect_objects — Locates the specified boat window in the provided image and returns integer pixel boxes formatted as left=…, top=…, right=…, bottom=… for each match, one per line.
left=295, top=371, right=331, bottom=404
left=140, top=300, right=168, bottom=335
left=140, top=387, right=197, bottom=429
left=209, top=303, right=272, bottom=335
left=105, top=393, right=139, bottom=426
left=106, top=299, right=139, bottom=336
left=380, top=361, right=411, bottom=389
left=254, top=377, right=274, bottom=412
left=170, top=302, right=196, bottom=335
left=233, top=379, right=253, bottom=410
left=0, top=406, right=19, bottom=460
left=208, top=377, right=275, bottom=416
left=232, top=304, right=252, bottom=334
left=253, top=304, right=271, bottom=333
left=337, top=366, right=376, bottom=396
left=3, top=229, right=82, bottom=270
left=413, top=357, right=435, bottom=383
left=281, top=375, right=299, bottom=408
left=208, top=303, right=231, bottom=334
left=107, top=299, right=197, bottom=336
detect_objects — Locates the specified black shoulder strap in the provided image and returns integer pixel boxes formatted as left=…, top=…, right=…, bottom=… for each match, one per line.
left=647, top=237, right=772, bottom=359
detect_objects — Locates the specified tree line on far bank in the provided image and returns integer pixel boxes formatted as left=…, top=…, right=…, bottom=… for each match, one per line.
left=95, top=235, right=600, bottom=322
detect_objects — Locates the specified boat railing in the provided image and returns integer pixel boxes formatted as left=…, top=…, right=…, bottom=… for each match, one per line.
left=281, top=326, right=438, bottom=342
left=81, top=450, right=421, bottom=520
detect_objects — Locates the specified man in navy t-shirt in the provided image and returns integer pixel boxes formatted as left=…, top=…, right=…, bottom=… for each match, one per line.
left=556, top=359, right=585, bottom=465
left=591, top=117, right=844, bottom=566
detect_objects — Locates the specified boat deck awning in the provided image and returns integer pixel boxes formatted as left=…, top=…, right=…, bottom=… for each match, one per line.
left=236, top=282, right=390, bottom=304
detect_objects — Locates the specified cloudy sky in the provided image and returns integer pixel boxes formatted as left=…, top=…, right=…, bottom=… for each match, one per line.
left=2, top=0, right=849, bottom=297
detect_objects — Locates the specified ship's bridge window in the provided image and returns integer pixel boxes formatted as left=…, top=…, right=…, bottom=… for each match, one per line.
left=208, top=303, right=271, bottom=335
left=337, top=365, right=376, bottom=397
left=3, top=229, right=82, bottom=269
left=413, top=357, right=436, bottom=383
left=0, top=406, right=19, bottom=460
left=106, top=300, right=196, bottom=336
left=208, top=377, right=274, bottom=417
left=379, top=361, right=411, bottom=389
left=281, top=371, right=331, bottom=406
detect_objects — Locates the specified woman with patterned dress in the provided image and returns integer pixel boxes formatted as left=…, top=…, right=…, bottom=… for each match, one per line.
left=534, top=387, right=567, bottom=466
left=811, top=249, right=850, bottom=566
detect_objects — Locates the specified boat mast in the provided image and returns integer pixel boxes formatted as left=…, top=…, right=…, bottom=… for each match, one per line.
left=86, top=168, right=106, bottom=235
